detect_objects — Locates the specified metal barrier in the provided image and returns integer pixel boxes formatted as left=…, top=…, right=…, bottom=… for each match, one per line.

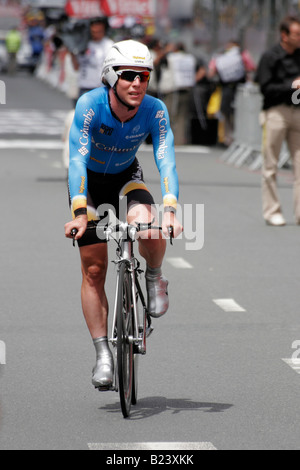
left=221, top=83, right=291, bottom=170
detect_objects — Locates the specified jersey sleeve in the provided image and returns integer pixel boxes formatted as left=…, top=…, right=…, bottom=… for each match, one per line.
left=68, top=95, right=97, bottom=218
left=150, top=100, right=179, bottom=212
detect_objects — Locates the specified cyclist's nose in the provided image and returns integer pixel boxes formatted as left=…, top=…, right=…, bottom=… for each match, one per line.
left=132, top=76, right=141, bottom=84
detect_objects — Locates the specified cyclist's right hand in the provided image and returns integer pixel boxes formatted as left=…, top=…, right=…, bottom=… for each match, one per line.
left=65, top=215, right=88, bottom=240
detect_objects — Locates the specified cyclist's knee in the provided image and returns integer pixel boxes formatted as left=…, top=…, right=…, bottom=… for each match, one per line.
left=138, top=235, right=166, bottom=260
left=82, top=260, right=107, bottom=287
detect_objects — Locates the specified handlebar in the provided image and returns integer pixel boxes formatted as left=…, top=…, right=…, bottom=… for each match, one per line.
left=70, top=219, right=174, bottom=247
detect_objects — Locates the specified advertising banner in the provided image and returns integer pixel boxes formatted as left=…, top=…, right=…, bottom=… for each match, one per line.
left=65, top=0, right=103, bottom=19
left=101, top=0, right=156, bottom=18
left=65, top=0, right=157, bottom=20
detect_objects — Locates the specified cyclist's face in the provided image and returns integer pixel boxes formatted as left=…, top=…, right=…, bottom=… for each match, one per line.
left=116, top=67, right=148, bottom=109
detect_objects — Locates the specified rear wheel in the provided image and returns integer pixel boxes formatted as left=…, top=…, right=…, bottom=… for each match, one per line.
left=117, top=262, right=134, bottom=418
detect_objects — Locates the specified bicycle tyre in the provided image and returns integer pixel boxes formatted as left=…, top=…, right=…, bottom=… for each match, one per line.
left=117, top=261, right=134, bottom=418
left=131, top=354, right=138, bottom=405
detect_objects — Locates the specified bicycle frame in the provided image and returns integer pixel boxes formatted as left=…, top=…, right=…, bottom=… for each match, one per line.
left=109, top=225, right=151, bottom=356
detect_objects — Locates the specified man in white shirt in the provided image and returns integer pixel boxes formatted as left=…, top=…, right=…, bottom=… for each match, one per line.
left=71, top=17, right=114, bottom=100
left=159, top=43, right=197, bottom=145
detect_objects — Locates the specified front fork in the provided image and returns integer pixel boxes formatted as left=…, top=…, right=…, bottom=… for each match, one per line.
left=109, top=241, right=147, bottom=355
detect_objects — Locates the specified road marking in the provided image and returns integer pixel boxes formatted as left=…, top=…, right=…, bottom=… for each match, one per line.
left=282, top=359, right=300, bottom=374
left=0, top=340, right=6, bottom=365
left=88, top=442, right=217, bottom=450
left=0, top=109, right=68, bottom=135
left=166, top=257, right=193, bottom=269
left=0, top=140, right=64, bottom=149
left=213, top=299, right=246, bottom=312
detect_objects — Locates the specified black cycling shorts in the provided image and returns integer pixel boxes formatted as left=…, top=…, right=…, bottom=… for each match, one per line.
left=70, top=159, right=155, bottom=247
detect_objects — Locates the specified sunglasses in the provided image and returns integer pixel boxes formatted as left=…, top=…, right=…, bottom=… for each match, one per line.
left=116, top=69, right=151, bottom=83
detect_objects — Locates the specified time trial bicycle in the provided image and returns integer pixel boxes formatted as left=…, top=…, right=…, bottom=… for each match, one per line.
left=72, top=220, right=173, bottom=418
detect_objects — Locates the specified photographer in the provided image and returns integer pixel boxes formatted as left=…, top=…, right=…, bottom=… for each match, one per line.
left=67, top=17, right=114, bottom=100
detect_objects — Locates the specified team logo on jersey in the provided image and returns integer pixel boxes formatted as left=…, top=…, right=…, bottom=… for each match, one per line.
left=100, top=123, right=114, bottom=136
left=78, top=146, right=89, bottom=156
left=155, top=110, right=165, bottom=119
left=132, top=125, right=141, bottom=134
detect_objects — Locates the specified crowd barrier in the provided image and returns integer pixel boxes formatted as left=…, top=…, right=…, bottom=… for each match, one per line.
left=36, top=45, right=78, bottom=101
left=221, top=83, right=291, bottom=171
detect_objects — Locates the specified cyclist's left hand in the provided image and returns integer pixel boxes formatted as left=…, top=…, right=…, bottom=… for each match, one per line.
left=162, top=212, right=183, bottom=239
left=65, top=215, right=88, bottom=240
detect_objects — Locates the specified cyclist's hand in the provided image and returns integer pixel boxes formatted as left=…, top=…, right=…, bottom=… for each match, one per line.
left=292, top=78, right=300, bottom=89
left=65, top=215, right=88, bottom=240
left=162, top=212, right=183, bottom=239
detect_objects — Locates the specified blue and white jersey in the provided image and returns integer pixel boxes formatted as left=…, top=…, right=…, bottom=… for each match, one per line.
left=68, top=87, right=179, bottom=213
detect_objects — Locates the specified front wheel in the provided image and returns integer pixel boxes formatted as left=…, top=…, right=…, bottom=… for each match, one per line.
left=131, top=354, right=138, bottom=405
left=117, top=262, right=134, bottom=418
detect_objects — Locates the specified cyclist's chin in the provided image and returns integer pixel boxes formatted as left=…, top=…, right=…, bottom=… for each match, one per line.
left=127, top=93, right=144, bottom=107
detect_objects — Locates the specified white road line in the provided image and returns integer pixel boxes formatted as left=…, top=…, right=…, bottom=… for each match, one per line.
left=166, top=257, right=193, bottom=269
left=88, top=442, right=217, bottom=450
left=0, top=109, right=68, bottom=135
left=0, top=140, right=64, bottom=149
left=282, top=359, right=300, bottom=374
left=213, top=299, right=246, bottom=312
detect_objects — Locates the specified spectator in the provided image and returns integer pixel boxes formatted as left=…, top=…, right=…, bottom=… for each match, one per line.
left=190, top=56, right=219, bottom=146
left=256, top=16, right=300, bottom=226
left=159, top=42, right=197, bottom=145
left=28, top=18, right=45, bottom=62
left=5, top=27, right=22, bottom=75
left=147, top=38, right=164, bottom=99
left=70, top=17, right=114, bottom=100
left=209, top=40, right=256, bottom=147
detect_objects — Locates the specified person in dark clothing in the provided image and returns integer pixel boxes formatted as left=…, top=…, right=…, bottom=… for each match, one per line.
left=256, top=16, right=300, bottom=226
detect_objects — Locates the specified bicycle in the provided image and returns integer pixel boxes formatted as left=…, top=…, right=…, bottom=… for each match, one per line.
left=72, top=220, right=173, bottom=418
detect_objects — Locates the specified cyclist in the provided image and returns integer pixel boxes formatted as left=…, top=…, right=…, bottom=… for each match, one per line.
left=65, top=40, right=183, bottom=389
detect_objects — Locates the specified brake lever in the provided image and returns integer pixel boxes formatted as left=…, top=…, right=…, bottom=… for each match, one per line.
left=71, top=228, right=78, bottom=247
left=168, top=226, right=174, bottom=245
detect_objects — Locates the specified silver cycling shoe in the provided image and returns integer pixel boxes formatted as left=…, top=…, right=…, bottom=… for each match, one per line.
left=92, top=337, right=114, bottom=389
left=145, top=271, right=169, bottom=318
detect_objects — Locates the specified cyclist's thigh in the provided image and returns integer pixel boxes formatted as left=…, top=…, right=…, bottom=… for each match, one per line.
left=127, top=202, right=156, bottom=224
left=79, top=243, right=108, bottom=273
left=128, top=203, right=161, bottom=240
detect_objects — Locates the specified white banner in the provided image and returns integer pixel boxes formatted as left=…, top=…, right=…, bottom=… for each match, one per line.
left=101, top=0, right=156, bottom=17
left=65, top=0, right=103, bottom=18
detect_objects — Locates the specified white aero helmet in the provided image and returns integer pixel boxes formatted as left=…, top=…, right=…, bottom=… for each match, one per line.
left=102, top=39, right=153, bottom=88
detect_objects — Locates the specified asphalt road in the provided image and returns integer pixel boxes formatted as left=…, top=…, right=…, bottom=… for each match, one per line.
left=0, top=72, right=300, bottom=451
